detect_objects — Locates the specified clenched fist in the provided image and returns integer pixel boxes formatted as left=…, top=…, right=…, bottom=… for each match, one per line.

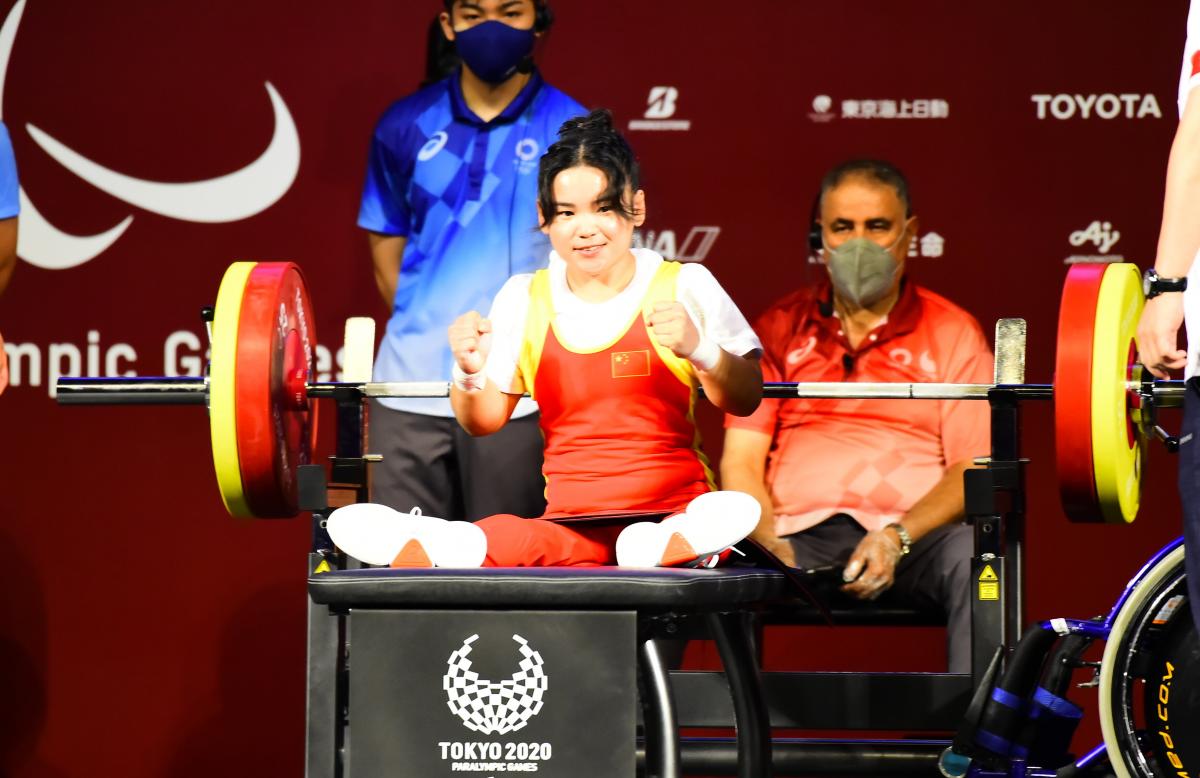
left=448, top=311, right=492, bottom=374
left=647, top=301, right=700, bottom=358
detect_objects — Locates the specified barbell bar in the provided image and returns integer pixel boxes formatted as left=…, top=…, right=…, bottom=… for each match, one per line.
left=54, top=377, right=1184, bottom=405
left=54, top=260, right=1180, bottom=525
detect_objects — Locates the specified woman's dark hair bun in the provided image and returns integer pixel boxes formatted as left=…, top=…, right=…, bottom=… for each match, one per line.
left=561, top=108, right=615, bottom=135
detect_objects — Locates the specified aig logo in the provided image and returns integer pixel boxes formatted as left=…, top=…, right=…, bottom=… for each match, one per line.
left=628, top=86, right=691, bottom=132
left=1031, top=93, right=1163, bottom=120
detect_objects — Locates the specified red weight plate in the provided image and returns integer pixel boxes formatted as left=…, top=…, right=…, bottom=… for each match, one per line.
left=234, top=262, right=318, bottom=517
left=1055, top=263, right=1106, bottom=522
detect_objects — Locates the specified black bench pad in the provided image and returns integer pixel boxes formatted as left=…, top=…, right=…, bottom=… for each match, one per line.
left=308, top=566, right=789, bottom=609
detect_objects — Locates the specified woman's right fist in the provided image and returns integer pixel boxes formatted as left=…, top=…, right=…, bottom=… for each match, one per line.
left=448, top=311, right=492, bottom=374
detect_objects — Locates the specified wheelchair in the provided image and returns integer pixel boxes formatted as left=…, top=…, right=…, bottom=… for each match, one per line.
left=944, top=536, right=1197, bottom=778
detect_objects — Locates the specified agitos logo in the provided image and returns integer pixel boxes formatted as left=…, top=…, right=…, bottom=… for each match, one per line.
left=443, top=634, right=548, bottom=735
left=4, top=0, right=300, bottom=270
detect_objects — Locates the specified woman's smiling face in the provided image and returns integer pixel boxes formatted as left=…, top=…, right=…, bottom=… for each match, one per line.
left=541, top=165, right=645, bottom=283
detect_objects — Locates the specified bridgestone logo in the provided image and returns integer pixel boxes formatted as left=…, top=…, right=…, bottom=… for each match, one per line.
left=443, top=634, right=548, bottom=735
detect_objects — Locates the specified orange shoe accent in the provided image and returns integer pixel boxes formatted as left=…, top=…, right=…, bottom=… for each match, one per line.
left=659, top=532, right=698, bottom=567
left=391, top=539, right=433, bottom=568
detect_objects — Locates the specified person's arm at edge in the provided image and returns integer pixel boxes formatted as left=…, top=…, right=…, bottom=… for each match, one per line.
left=698, top=349, right=762, bottom=417
left=0, top=217, right=15, bottom=297
left=1139, top=90, right=1200, bottom=376
left=368, top=232, right=406, bottom=309
left=450, top=381, right=521, bottom=436
left=890, top=459, right=971, bottom=544
left=720, top=426, right=794, bottom=564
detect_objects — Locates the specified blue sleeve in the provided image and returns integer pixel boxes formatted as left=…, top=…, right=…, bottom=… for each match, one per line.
left=0, top=123, right=19, bottom=219
left=357, top=116, right=413, bottom=236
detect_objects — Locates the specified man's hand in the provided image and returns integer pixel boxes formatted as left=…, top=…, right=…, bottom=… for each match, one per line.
left=1137, top=293, right=1188, bottom=379
left=841, top=529, right=903, bottom=600
left=648, top=301, right=700, bottom=358
left=448, top=311, right=492, bottom=374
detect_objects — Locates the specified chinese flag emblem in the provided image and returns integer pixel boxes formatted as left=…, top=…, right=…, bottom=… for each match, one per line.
left=611, top=350, right=651, bottom=378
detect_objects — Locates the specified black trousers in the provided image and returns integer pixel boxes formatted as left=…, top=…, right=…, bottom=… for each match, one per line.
left=786, top=514, right=973, bottom=674
left=1177, top=381, right=1200, bottom=634
left=368, top=402, right=547, bottom=521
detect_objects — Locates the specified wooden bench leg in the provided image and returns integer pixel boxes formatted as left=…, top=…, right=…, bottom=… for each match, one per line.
left=708, top=611, right=772, bottom=778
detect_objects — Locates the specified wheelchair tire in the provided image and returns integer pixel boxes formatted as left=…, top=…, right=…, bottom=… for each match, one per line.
left=1099, top=543, right=1200, bottom=778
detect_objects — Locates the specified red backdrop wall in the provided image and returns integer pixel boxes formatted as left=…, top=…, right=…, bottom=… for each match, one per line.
left=0, top=1, right=1189, bottom=774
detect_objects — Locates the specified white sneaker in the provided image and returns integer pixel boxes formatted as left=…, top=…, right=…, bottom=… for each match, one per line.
left=325, top=503, right=487, bottom=568
left=615, top=491, right=760, bottom=568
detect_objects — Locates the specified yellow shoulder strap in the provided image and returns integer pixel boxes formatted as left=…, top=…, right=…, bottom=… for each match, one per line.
left=642, top=260, right=696, bottom=388
left=518, top=270, right=554, bottom=400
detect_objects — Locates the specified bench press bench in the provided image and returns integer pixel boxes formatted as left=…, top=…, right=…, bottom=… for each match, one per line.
left=306, top=564, right=791, bottom=778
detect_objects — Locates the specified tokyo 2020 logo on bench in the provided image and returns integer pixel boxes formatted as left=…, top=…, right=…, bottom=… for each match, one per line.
left=443, top=634, right=548, bottom=735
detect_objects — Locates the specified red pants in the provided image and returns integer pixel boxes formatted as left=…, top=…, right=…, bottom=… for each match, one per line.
left=476, top=515, right=625, bottom=567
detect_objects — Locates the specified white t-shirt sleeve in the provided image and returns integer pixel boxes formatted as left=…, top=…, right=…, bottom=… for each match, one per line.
left=484, top=274, right=534, bottom=394
left=676, top=263, right=762, bottom=358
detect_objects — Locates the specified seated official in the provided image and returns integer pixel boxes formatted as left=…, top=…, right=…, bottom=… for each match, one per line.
left=720, top=159, right=992, bottom=673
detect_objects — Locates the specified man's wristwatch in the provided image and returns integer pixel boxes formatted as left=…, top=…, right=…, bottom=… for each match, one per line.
left=1143, top=268, right=1188, bottom=299
left=883, top=523, right=912, bottom=556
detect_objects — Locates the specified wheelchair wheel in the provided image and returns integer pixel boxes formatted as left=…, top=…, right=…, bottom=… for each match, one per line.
left=1099, top=543, right=1200, bottom=778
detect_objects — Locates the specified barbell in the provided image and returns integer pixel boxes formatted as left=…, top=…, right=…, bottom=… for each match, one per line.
left=56, top=260, right=1183, bottom=524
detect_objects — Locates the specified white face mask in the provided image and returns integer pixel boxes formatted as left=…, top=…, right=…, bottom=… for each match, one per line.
left=822, top=233, right=905, bottom=307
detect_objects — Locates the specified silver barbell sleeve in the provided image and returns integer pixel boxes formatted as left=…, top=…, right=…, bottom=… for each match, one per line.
left=57, top=377, right=209, bottom=405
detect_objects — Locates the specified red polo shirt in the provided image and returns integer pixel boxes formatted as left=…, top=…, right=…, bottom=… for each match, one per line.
left=726, top=280, right=993, bottom=535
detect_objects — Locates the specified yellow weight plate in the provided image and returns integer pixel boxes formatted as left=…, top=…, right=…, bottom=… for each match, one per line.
left=209, top=261, right=256, bottom=517
left=1089, top=263, right=1145, bottom=524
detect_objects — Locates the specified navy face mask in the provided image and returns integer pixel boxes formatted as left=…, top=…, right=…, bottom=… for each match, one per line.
left=454, top=20, right=535, bottom=84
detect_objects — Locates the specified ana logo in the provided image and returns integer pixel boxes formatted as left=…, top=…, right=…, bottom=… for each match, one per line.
left=632, top=225, right=720, bottom=262
left=4, top=0, right=300, bottom=270
left=443, top=634, right=548, bottom=735
left=628, top=86, right=691, bottom=132
left=1031, top=93, right=1163, bottom=120
left=1065, top=220, right=1124, bottom=264
left=418, top=131, right=449, bottom=161
left=808, top=95, right=836, bottom=124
